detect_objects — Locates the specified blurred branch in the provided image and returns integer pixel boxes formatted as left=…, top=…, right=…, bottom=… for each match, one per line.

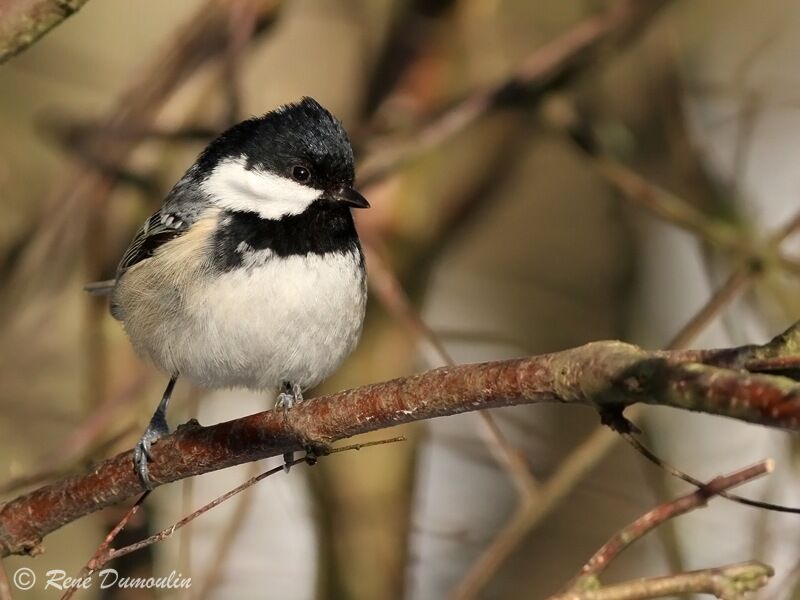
left=0, top=0, right=284, bottom=305
left=668, top=206, right=800, bottom=350
left=543, top=97, right=800, bottom=277
left=194, top=462, right=260, bottom=600
left=0, top=0, right=90, bottom=64
left=551, top=562, right=772, bottom=600
left=0, top=371, right=148, bottom=496
left=0, top=559, right=10, bottom=600
left=452, top=419, right=625, bottom=600
left=364, top=244, right=540, bottom=497
left=221, top=0, right=259, bottom=126
left=667, top=269, right=754, bottom=350
left=1, top=323, right=799, bottom=558
left=358, top=0, right=672, bottom=186
left=568, top=460, right=772, bottom=592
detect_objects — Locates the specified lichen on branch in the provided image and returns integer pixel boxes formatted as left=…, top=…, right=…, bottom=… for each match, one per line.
left=0, top=0, right=91, bottom=64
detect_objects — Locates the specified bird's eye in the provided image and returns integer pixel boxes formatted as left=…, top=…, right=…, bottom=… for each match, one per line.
left=291, top=165, right=311, bottom=183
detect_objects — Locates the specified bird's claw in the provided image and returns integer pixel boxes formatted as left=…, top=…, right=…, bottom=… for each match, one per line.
left=276, top=383, right=304, bottom=411
left=277, top=383, right=305, bottom=472
left=276, top=392, right=295, bottom=410
left=133, top=418, right=169, bottom=490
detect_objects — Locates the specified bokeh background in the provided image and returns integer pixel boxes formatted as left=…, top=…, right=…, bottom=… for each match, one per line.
left=1, top=0, right=799, bottom=598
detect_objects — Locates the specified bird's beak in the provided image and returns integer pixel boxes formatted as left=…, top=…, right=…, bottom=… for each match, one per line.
left=333, top=185, right=370, bottom=209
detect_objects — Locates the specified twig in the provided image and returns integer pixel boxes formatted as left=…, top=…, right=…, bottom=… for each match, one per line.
left=0, top=0, right=91, bottom=64
left=60, top=492, right=150, bottom=600
left=550, top=562, right=773, bottom=600
left=574, top=460, right=772, bottom=585
left=88, top=437, right=402, bottom=570
left=620, top=434, right=800, bottom=514
left=0, top=324, right=797, bottom=558
left=658, top=194, right=799, bottom=358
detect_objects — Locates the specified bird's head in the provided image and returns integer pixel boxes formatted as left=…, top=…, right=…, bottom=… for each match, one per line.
left=196, top=97, right=369, bottom=220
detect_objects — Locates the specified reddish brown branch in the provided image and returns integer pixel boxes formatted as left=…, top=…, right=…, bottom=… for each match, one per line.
left=0, top=324, right=798, bottom=558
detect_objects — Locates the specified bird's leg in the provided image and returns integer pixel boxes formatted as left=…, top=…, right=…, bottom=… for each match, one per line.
left=276, top=381, right=305, bottom=471
left=133, top=375, right=177, bottom=489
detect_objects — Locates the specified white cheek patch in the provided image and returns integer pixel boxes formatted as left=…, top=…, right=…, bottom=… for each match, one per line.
left=201, top=156, right=323, bottom=219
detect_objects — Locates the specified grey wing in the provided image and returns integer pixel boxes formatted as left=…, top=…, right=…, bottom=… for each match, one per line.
left=83, top=174, right=208, bottom=297
left=116, top=211, right=187, bottom=276
left=116, top=176, right=208, bottom=278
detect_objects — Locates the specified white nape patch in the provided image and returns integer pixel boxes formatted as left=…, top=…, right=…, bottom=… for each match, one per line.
left=202, top=156, right=322, bottom=220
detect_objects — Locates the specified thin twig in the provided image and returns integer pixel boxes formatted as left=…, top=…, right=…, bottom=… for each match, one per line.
left=60, top=492, right=150, bottom=600
left=620, top=434, right=800, bottom=514
left=93, top=437, right=403, bottom=567
left=575, top=460, right=773, bottom=584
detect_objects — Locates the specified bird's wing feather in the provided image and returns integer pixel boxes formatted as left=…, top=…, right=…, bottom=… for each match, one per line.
left=116, top=174, right=209, bottom=277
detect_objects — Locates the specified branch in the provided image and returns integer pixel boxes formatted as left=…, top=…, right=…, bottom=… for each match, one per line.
left=0, top=0, right=90, bottom=64
left=357, top=0, right=671, bottom=186
left=574, top=461, right=772, bottom=586
left=548, top=461, right=775, bottom=600
left=0, top=560, right=11, bottom=600
left=0, top=323, right=798, bottom=558
left=550, top=562, right=773, bottom=600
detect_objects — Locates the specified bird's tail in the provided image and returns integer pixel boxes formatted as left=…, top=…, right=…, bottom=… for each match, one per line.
left=83, top=279, right=117, bottom=296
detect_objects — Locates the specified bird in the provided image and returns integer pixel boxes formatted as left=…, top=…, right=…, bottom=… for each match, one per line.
left=89, top=97, right=369, bottom=488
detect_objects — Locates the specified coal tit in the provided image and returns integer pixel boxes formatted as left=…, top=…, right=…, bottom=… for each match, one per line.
left=96, top=98, right=369, bottom=488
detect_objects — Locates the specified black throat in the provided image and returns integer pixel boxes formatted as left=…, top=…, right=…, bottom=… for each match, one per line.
left=212, top=200, right=361, bottom=271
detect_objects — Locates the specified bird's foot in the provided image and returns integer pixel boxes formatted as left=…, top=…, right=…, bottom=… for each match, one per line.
left=277, top=382, right=305, bottom=472
left=133, top=416, right=170, bottom=490
left=276, top=382, right=304, bottom=411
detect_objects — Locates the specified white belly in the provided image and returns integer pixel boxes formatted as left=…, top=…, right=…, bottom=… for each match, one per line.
left=123, top=249, right=366, bottom=392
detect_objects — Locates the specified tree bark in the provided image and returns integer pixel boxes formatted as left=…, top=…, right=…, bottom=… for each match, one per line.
left=0, top=323, right=798, bottom=558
